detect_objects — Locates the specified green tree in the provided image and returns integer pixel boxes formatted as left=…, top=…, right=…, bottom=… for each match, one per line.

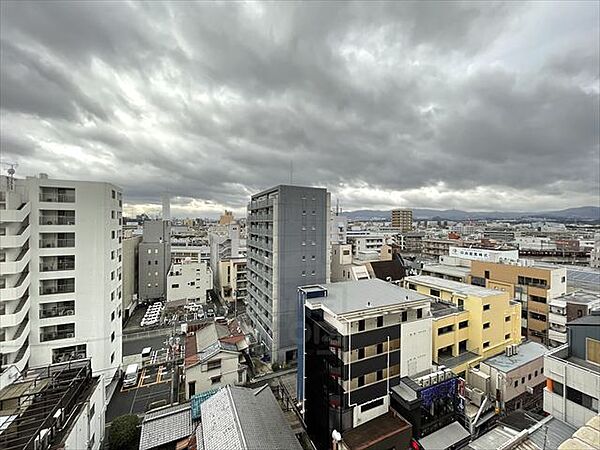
left=109, top=414, right=140, bottom=450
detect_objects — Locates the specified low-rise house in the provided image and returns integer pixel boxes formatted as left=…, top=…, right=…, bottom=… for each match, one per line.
left=469, top=341, right=548, bottom=414
left=184, top=322, right=248, bottom=398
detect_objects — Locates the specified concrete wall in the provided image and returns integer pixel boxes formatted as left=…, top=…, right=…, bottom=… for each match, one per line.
left=122, top=234, right=141, bottom=318
left=138, top=220, right=170, bottom=301
left=185, top=351, right=244, bottom=398
left=167, top=261, right=212, bottom=303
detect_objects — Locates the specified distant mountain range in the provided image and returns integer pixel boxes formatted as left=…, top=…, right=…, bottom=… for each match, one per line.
left=344, top=206, right=600, bottom=221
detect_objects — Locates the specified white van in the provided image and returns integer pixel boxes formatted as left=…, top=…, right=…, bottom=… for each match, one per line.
left=123, top=364, right=139, bottom=388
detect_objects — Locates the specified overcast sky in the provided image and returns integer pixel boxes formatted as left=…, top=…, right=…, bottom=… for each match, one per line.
left=1, top=1, right=598, bottom=217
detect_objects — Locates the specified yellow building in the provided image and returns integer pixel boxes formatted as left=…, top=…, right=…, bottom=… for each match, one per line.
left=405, top=275, right=521, bottom=375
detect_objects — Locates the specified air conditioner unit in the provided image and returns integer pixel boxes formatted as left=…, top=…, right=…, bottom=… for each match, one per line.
left=66, top=333, right=74, bottom=338
left=444, top=368, right=453, bottom=380
left=422, top=377, right=431, bottom=387
left=464, top=386, right=474, bottom=400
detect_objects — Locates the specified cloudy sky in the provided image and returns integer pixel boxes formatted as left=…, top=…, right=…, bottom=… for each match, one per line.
left=1, top=1, right=598, bottom=217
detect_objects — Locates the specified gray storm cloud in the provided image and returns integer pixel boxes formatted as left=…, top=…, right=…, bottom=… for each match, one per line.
left=1, top=1, right=598, bottom=216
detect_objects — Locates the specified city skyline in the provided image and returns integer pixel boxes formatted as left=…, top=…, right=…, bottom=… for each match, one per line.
left=1, top=2, right=599, bottom=216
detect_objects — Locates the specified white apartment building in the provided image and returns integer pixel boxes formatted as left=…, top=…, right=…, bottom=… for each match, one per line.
left=544, top=312, right=600, bottom=428
left=548, top=291, right=600, bottom=347
left=0, top=174, right=122, bottom=393
left=208, top=222, right=246, bottom=305
left=166, top=260, right=213, bottom=304
left=347, top=232, right=386, bottom=256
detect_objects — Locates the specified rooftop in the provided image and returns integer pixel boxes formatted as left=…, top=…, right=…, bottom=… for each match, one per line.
left=430, top=300, right=463, bottom=318
left=199, top=385, right=302, bottom=450
left=342, top=411, right=411, bottom=450
left=139, top=403, right=194, bottom=450
left=482, top=341, right=548, bottom=373
left=418, top=421, right=470, bottom=450
left=553, top=290, right=600, bottom=306
left=421, top=263, right=471, bottom=279
left=567, top=312, right=600, bottom=326
left=405, top=275, right=505, bottom=298
left=302, top=279, right=430, bottom=316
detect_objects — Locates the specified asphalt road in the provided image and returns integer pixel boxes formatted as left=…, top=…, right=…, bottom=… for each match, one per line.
left=123, top=335, right=171, bottom=357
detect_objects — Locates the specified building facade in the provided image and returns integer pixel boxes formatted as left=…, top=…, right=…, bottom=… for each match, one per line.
left=470, top=260, right=567, bottom=344
left=405, top=275, right=522, bottom=375
left=246, top=185, right=329, bottom=363
left=548, top=291, right=600, bottom=347
left=391, top=208, right=413, bottom=232
left=298, top=280, right=432, bottom=450
left=138, top=220, right=171, bottom=302
left=121, top=232, right=142, bottom=323
left=166, top=260, right=213, bottom=304
left=544, top=312, right=600, bottom=428
left=0, top=174, right=122, bottom=391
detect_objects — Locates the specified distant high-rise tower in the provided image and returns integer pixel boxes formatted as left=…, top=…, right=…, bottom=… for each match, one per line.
left=392, top=208, right=413, bottom=232
left=246, top=185, right=330, bottom=363
left=161, top=194, right=171, bottom=221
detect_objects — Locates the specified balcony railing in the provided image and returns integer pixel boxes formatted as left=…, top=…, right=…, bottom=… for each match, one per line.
left=39, top=305, right=75, bottom=319
left=40, top=260, right=75, bottom=272
left=39, top=282, right=75, bottom=295
left=39, top=216, right=75, bottom=226
left=39, top=238, right=75, bottom=248
left=40, top=327, right=75, bottom=342
left=39, top=193, right=76, bottom=203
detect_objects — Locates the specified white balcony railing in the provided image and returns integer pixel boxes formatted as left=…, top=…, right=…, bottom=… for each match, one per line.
left=0, top=225, right=30, bottom=248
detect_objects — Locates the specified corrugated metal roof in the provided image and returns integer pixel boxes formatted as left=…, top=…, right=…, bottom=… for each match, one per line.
left=190, top=389, right=218, bottom=421
left=528, top=417, right=576, bottom=450
left=418, top=421, right=470, bottom=450
left=466, top=425, right=517, bottom=450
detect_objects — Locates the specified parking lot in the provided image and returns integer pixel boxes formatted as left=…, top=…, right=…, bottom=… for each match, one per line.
left=106, top=363, right=175, bottom=423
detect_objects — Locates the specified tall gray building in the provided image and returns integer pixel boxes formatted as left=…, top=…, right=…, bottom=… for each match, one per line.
left=138, top=220, right=171, bottom=302
left=247, top=185, right=330, bottom=363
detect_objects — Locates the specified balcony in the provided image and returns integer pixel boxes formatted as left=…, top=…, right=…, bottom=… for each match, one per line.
left=39, top=279, right=75, bottom=296
left=2, top=318, right=30, bottom=353
left=548, top=328, right=567, bottom=345
left=40, top=324, right=75, bottom=342
left=0, top=247, right=30, bottom=275
left=39, top=233, right=75, bottom=249
left=39, top=188, right=76, bottom=203
left=0, top=272, right=30, bottom=302
left=0, top=295, right=30, bottom=328
left=39, top=256, right=75, bottom=272
left=39, top=214, right=75, bottom=226
left=549, top=312, right=567, bottom=327
left=0, top=224, right=30, bottom=249
left=0, top=202, right=30, bottom=223
left=39, top=301, right=75, bottom=319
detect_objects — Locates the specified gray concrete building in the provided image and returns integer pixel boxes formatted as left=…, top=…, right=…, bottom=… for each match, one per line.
left=138, top=220, right=171, bottom=302
left=246, top=185, right=329, bottom=363
left=122, top=232, right=142, bottom=322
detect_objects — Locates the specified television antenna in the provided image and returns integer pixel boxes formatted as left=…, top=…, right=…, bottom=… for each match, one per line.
left=0, top=161, right=18, bottom=190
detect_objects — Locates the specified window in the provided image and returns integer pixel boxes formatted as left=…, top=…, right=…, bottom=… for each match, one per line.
left=112, top=190, right=116, bottom=199
left=484, top=270, right=490, bottom=279
left=483, top=322, right=490, bottom=329
left=302, top=255, right=306, bottom=261
left=111, top=352, right=115, bottom=363
left=111, top=332, right=115, bottom=342
left=171, top=284, right=179, bottom=288
left=438, top=325, right=454, bottom=335
left=530, top=295, right=546, bottom=304
left=358, top=320, right=365, bottom=331
left=90, top=403, right=96, bottom=418
left=147, top=249, right=152, bottom=254
left=357, top=376, right=365, bottom=387
left=111, top=230, right=115, bottom=239
left=586, top=338, right=600, bottom=365
left=483, top=304, right=490, bottom=311
left=377, top=370, right=383, bottom=381
left=552, top=380, right=563, bottom=395
left=211, top=375, right=222, bottom=384
left=377, top=343, right=384, bottom=354
left=521, top=376, right=525, bottom=384
left=483, top=341, right=490, bottom=349
left=148, top=261, right=151, bottom=265
left=377, top=316, right=384, bottom=328
left=188, top=381, right=196, bottom=397
left=111, top=250, right=115, bottom=260
left=361, top=398, right=384, bottom=412
left=207, top=360, right=221, bottom=371
left=154, top=249, right=159, bottom=254
left=408, top=283, right=416, bottom=290
left=111, top=311, right=115, bottom=321
left=417, top=308, right=423, bottom=319
left=566, top=386, right=582, bottom=404
left=358, top=348, right=365, bottom=359
left=514, top=380, right=518, bottom=388
left=534, top=370, right=538, bottom=377
left=459, top=320, right=468, bottom=329
left=505, top=333, right=511, bottom=340
left=430, top=289, right=440, bottom=297
left=111, top=210, right=115, bottom=219
left=505, top=316, right=511, bottom=322
left=529, top=311, right=547, bottom=322
left=401, top=311, right=407, bottom=322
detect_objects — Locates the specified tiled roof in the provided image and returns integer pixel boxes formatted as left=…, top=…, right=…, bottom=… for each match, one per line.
left=200, top=386, right=302, bottom=450
left=139, top=403, right=194, bottom=450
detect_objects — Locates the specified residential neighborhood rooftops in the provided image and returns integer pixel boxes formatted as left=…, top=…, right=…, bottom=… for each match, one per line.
left=139, top=403, right=194, bottom=450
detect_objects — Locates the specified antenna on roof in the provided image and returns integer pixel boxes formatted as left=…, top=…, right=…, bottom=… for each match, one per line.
left=289, top=160, right=294, bottom=185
